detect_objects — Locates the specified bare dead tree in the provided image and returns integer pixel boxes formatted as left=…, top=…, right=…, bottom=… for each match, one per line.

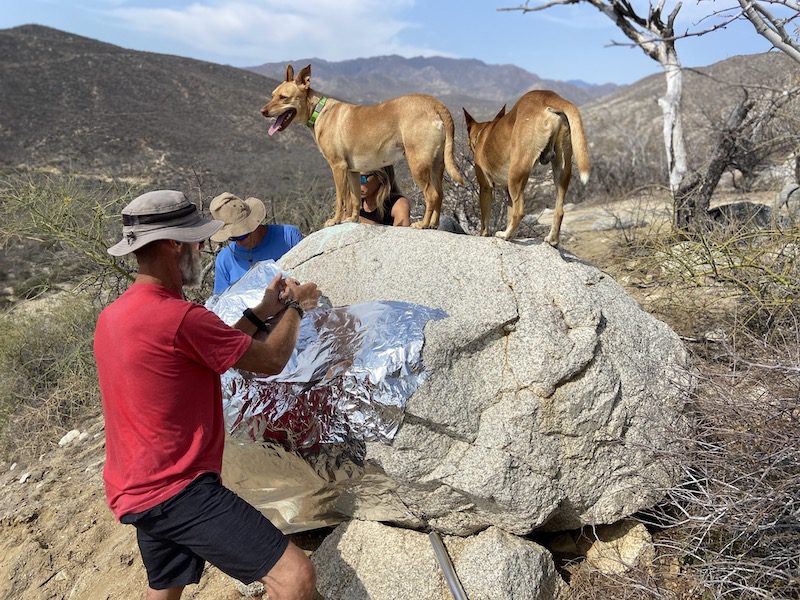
left=737, top=0, right=800, bottom=64
left=676, top=91, right=756, bottom=225
left=502, top=1, right=800, bottom=232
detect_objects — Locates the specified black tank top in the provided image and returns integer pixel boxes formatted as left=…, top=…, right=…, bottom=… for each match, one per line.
left=360, top=194, right=404, bottom=226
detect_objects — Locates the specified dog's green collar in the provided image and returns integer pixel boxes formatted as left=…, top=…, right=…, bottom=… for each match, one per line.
left=307, top=96, right=328, bottom=128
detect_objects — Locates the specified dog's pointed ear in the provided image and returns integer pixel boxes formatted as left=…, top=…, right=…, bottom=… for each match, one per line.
left=463, top=108, right=474, bottom=128
left=296, top=64, right=312, bottom=89
left=285, top=64, right=294, bottom=82
left=494, top=105, right=506, bottom=121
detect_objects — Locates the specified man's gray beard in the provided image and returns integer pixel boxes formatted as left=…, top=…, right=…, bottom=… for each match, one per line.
left=179, top=243, right=202, bottom=288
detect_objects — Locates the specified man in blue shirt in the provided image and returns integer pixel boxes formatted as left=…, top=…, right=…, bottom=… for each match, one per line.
left=210, top=193, right=303, bottom=294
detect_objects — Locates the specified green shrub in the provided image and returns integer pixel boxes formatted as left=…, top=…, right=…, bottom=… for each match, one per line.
left=0, top=171, right=140, bottom=298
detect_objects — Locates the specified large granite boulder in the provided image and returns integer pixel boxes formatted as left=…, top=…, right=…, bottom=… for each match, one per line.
left=281, top=224, right=689, bottom=535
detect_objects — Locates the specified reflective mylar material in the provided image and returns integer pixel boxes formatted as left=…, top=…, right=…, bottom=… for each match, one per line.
left=206, top=260, right=446, bottom=463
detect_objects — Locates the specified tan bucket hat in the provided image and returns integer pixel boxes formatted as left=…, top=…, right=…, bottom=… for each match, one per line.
left=209, top=193, right=267, bottom=242
left=108, top=190, right=223, bottom=257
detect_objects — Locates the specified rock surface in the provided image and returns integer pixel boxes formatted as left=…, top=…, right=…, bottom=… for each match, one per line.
left=283, top=224, right=690, bottom=535
left=312, top=520, right=564, bottom=600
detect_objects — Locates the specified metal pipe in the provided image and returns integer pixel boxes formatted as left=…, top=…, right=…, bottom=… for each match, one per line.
left=428, top=530, right=469, bottom=600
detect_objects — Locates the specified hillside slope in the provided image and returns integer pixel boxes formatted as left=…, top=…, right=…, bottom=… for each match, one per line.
left=0, top=413, right=244, bottom=599
left=0, top=24, right=328, bottom=200
left=581, top=52, right=799, bottom=180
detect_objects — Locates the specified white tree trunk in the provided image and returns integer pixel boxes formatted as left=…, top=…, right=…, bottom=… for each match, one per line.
left=656, top=54, right=688, bottom=195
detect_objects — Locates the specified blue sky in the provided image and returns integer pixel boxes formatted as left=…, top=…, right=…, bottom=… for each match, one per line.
left=0, top=0, right=780, bottom=85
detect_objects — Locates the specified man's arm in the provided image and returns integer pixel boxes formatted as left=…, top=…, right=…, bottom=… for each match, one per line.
left=231, top=276, right=320, bottom=375
left=233, top=307, right=302, bottom=374
left=288, top=225, right=304, bottom=247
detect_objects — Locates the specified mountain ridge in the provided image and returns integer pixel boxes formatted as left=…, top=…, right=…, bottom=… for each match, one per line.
left=246, top=54, right=619, bottom=107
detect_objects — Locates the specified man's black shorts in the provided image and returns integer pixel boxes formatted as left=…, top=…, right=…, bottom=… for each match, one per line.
left=120, top=473, right=289, bottom=590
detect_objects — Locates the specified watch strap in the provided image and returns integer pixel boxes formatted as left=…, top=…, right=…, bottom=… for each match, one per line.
left=285, top=300, right=305, bottom=319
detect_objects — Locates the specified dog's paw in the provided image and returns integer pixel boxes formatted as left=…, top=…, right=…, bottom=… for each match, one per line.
left=323, top=218, right=339, bottom=228
left=495, top=231, right=510, bottom=240
left=410, top=221, right=426, bottom=229
left=544, top=236, right=560, bottom=247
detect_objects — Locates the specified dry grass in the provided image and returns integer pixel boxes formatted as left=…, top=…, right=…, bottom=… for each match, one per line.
left=0, top=295, right=101, bottom=458
left=563, top=205, right=800, bottom=599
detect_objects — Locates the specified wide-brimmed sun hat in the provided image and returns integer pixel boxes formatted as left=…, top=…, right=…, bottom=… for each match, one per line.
left=107, top=190, right=223, bottom=257
left=209, top=192, right=267, bottom=242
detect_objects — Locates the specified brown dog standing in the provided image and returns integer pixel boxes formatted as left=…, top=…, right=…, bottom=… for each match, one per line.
left=261, top=64, right=464, bottom=229
left=464, top=91, right=590, bottom=245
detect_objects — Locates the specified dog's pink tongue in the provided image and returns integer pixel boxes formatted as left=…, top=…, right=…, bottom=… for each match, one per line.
left=268, top=111, right=289, bottom=136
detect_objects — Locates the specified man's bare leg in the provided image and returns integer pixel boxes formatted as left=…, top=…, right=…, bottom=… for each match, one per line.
left=260, top=542, right=317, bottom=600
left=146, top=585, right=184, bottom=600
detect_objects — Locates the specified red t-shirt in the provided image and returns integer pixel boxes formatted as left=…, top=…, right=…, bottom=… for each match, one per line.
left=93, top=283, right=252, bottom=519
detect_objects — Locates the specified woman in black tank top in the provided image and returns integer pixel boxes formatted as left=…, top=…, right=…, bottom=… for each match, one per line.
left=358, top=165, right=411, bottom=226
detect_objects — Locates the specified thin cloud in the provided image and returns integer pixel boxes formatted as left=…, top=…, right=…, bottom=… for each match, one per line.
left=102, top=0, right=447, bottom=64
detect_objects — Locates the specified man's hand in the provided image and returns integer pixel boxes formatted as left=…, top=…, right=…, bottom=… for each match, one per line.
left=281, top=278, right=321, bottom=310
left=255, top=273, right=289, bottom=318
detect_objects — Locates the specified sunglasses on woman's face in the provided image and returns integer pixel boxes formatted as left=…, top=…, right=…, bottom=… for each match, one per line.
left=360, top=173, right=377, bottom=185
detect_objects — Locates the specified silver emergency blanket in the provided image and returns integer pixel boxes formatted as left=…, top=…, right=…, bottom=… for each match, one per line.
left=205, top=260, right=446, bottom=463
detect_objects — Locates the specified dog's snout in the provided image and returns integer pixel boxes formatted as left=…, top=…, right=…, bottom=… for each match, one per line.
left=259, top=104, right=269, bottom=117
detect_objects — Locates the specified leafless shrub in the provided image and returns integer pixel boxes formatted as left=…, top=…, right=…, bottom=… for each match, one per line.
left=585, top=223, right=800, bottom=600
left=639, top=335, right=800, bottom=599
left=261, top=172, right=336, bottom=235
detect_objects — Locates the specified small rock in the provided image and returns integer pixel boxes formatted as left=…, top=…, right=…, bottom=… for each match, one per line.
left=58, top=430, right=81, bottom=447
left=235, top=580, right=265, bottom=597
left=10, top=462, right=17, bottom=471
left=19, top=472, right=31, bottom=483
left=704, top=328, right=728, bottom=342
left=78, top=432, right=90, bottom=442
left=579, top=520, right=655, bottom=575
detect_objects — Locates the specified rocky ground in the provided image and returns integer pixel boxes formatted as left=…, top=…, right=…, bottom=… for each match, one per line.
left=0, top=189, right=779, bottom=599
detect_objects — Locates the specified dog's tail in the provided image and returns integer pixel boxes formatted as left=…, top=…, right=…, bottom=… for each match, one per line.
left=435, top=104, right=465, bottom=185
left=558, top=102, right=591, bottom=184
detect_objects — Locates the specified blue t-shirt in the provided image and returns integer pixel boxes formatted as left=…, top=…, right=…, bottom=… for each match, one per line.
left=213, top=224, right=303, bottom=294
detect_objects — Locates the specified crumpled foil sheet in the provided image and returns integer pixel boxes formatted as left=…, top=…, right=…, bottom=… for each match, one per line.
left=205, top=260, right=446, bottom=532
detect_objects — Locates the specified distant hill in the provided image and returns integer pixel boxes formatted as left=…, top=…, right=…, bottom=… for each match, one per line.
left=0, top=24, right=329, bottom=201
left=0, top=25, right=795, bottom=215
left=247, top=55, right=619, bottom=114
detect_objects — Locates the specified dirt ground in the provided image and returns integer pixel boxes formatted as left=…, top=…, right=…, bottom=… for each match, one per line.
left=0, top=189, right=779, bottom=600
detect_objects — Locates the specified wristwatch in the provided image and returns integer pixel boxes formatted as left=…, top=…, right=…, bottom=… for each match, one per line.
left=284, top=299, right=305, bottom=318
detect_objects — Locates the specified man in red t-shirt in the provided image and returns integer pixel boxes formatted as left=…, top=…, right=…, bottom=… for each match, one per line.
left=94, top=190, right=320, bottom=600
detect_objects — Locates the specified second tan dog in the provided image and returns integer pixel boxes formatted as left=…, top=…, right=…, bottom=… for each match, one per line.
left=464, top=90, right=590, bottom=245
left=261, top=64, right=464, bottom=228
